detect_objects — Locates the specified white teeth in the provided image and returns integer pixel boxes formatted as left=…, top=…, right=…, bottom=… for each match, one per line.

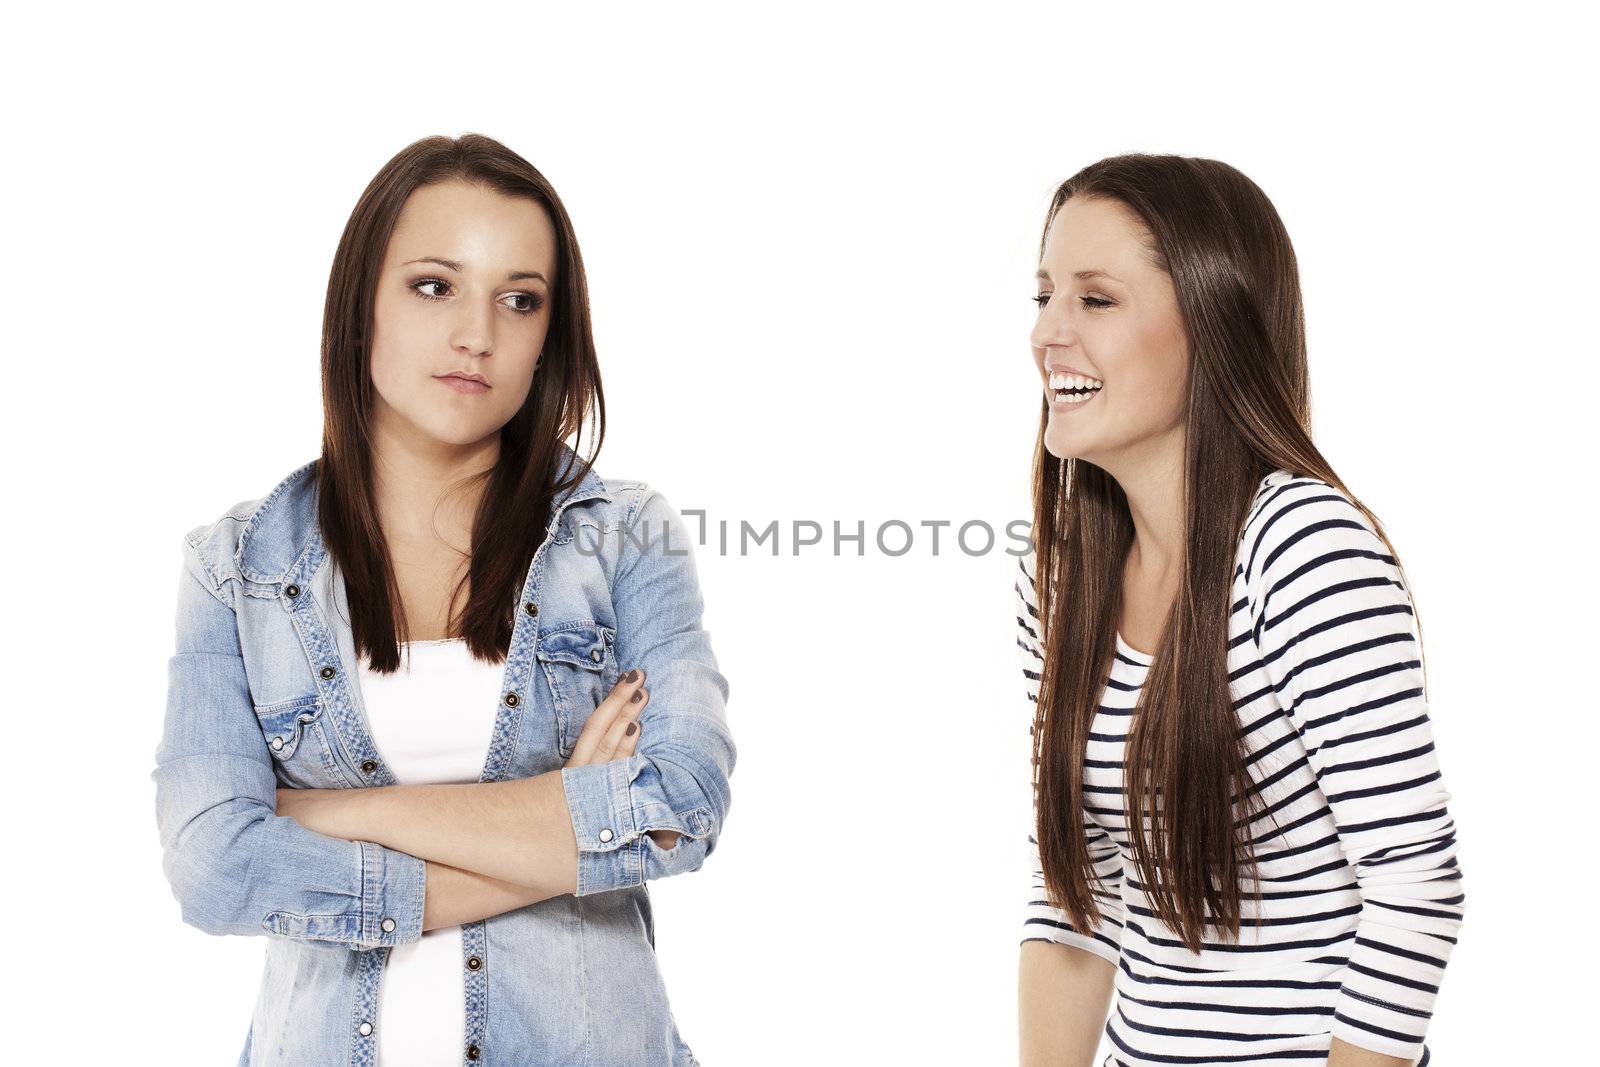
left=1048, top=371, right=1103, bottom=393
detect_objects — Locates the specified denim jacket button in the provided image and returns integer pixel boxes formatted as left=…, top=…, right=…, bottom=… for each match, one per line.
left=598, top=828, right=614, bottom=843
left=380, top=917, right=396, bottom=933
left=283, top=583, right=300, bottom=599
left=358, top=1021, right=373, bottom=1037
left=270, top=737, right=284, bottom=751
left=319, top=665, right=336, bottom=679
left=360, top=759, right=378, bottom=775
left=504, top=692, right=520, bottom=708
left=589, top=648, right=603, bottom=663
left=466, top=955, right=482, bottom=971
left=466, top=1044, right=481, bottom=1060
left=523, top=602, right=538, bottom=616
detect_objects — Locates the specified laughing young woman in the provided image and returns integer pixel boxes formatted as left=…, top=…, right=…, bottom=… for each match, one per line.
left=1015, top=155, right=1464, bottom=1067
left=153, top=134, right=733, bottom=1066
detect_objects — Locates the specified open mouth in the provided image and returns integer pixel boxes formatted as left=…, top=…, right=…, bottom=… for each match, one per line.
left=1049, top=371, right=1103, bottom=405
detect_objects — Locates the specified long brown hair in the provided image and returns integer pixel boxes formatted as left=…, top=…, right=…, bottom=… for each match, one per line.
left=1028, top=153, right=1426, bottom=951
left=315, top=132, right=604, bottom=674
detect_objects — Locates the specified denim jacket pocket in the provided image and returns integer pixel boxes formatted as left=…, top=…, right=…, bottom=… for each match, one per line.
left=252, top=694, right=347, bottom=788
left=535, top=622, right=619, bottom=758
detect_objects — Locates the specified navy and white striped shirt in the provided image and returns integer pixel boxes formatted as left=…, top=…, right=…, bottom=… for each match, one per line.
left=1019, top=470, right=1464, bottom=1067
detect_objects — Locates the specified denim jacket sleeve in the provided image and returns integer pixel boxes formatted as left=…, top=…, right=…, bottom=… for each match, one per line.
left=151, top=536, right=427, bottom=949
left=560, top=489, right=735, bottom=896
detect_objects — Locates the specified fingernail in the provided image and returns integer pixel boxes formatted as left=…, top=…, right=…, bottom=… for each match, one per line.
left=625, top=721, right=637, bottom=736
left=630, top=690, right=644, bottom=704
left=623, top=669, right=639, bottom=683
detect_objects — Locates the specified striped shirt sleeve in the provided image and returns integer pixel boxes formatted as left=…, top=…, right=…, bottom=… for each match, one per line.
left=1017, top=549, right=1125, bottom=966
left=1244, top=482, right=1465, bottom=1062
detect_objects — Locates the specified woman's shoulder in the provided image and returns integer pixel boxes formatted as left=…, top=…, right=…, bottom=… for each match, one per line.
left=1238, top=468, right=1386, bottom=586
left=558, top=465, right=709, bottom=569
left=566, top=464, right=682, bottom=529
left=181, top=458, right=318, bottom=593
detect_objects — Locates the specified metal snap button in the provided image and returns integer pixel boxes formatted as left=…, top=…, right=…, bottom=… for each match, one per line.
left=598, top=828, right=614, bottom=843
left=504, top=692, right=520, bottom=708
left=360, top=759, right=378, bottom=775
left=380, top=917, right=396, bottom=933
left=524, top=602, right=538, bottom=616
left=466, top=1045, right=481, bottom=1060
left=319, top=665, right=336, bottom=679
left=358, top=1021, right=373, bottom=1037
left=466, top=955, right=482, bottom=971
left=270, top=737, right=284, bottom=751
left=284, top=583, right=300, bottom=599
left=589, top=648, right=603, bottom=663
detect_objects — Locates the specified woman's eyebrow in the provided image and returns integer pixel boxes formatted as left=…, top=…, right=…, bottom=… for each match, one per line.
left=402, top=256, right=548, bottom=284
left=1033, top=267, right=1122, bottom=283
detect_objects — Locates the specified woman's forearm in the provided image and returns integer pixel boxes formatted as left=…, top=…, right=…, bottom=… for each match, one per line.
left=1013, top=943, right=1416, bottom=1067
left=282, top=771, right=578, bottom=894
left=423, top=859, right=557, bottom=931
left=1326, top=1038, right=1418, bottom=1067
left=279, top=768, right=680, bottom=890
left=1019, top=940, right=1114, bottom=1067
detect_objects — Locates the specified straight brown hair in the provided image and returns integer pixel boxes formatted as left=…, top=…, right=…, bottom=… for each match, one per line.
left=1028, top=153, right=1426, bottom=951
left=315, top=133, right=605, bottom=674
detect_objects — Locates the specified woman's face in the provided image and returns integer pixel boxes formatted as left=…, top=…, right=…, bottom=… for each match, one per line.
left=368, top=179, right=558, bottom=453
left=1030, top=195, right=1189, bottom=469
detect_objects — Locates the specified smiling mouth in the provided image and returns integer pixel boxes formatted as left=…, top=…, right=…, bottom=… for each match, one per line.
left=1048, top=371, right=1103, bottom=405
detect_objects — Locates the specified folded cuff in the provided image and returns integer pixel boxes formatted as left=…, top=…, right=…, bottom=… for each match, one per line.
left=562, top=757, right=716, bottom=896
left=357, top=840, right=427, bottom=948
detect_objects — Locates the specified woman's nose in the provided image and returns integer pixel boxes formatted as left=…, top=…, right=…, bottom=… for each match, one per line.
left=451, top=300, right=495, bottom=356
left=1030, top=298, right=1074, bottom=352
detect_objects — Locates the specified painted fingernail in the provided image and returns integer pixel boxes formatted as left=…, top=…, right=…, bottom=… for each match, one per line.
left=623, top=669, right=639, bottom=683
left=625, top=721, right=637, bottom=736
left=630, top=690, right=644, bottom=704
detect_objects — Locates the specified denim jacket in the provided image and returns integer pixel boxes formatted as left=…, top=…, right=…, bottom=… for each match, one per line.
left=152, top=445, right=735, bottom=1066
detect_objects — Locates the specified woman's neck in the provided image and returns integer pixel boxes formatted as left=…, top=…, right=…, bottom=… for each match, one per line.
left=1103, top=444, right=1186, bottom=580
left=368, top=421, right=499, bottom=553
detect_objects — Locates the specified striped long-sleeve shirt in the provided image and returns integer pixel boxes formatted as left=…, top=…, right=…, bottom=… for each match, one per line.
left=1018, top=470, right=1464, bottom=1067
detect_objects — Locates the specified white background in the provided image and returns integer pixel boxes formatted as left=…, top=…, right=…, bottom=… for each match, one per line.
left=4, top=2, right=1594, bottom=1063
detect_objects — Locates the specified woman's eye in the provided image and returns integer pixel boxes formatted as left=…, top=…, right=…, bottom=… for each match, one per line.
left=503, top=292, right=545, bottom=315
left=1033, top=292, right=1111, bottom=310
left=411, top=278, right=543, bottom=315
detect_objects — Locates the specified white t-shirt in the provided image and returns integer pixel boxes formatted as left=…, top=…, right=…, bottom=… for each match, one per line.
left=356, top=637, right=505, bottom=1067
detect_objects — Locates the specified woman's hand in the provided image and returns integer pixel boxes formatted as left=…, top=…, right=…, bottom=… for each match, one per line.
left=565, top=668, right=680, bottom=849
left=565, top=667, right=649, bottom=768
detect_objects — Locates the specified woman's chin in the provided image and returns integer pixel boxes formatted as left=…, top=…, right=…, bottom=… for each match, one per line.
left=407, top=416, right=507, bottom=453
left=1043, top=427, right=1092, bottom=463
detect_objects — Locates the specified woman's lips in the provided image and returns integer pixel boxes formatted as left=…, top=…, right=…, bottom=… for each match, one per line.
left=1047, top=383, right=1100, bottom=412
left=436, top=374, right=489, bottom=394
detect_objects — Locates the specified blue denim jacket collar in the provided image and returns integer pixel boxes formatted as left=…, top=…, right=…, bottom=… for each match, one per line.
left=233, top=443, right=611, bottom=586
